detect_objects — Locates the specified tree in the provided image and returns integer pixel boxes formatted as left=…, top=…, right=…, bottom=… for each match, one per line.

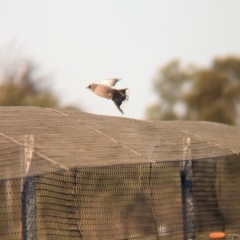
left=146, top=56, right=240, bottom=125
left=0, top=58, right=59, bottom=107
left=146, top=60, right=192, bottom=120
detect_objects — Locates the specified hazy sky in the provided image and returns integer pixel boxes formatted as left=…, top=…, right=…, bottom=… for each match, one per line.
left=1, top=1, right=240, bottom=119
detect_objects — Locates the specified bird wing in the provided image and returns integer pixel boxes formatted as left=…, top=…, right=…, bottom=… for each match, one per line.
left=100, top=78, right=121, bottom=87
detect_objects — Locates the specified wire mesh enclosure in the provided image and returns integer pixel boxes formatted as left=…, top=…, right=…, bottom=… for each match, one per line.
left=0, top=106, right=239, bottom=240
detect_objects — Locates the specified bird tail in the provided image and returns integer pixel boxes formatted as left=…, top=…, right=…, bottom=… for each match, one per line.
left=112, top=88, right=129, bottom=114
left=118, top=88, right=129, bottom=101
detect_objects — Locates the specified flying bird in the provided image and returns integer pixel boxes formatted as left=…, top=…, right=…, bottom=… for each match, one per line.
left=86, top=78, right=129, bottom=114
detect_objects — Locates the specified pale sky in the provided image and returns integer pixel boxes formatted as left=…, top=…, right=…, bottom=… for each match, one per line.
left=1, top=1, right=240, bottom=119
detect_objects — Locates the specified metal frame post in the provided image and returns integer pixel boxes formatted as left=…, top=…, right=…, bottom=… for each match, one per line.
left=181, top=137, right=195, bottom=240
left=21, top=134, right=36, bottom=240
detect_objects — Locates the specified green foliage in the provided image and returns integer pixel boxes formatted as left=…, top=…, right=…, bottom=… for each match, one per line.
left=0, top=59, right=59, bottom=108
left=147, top=60, right=191, bottom=120
left=146, top=56, right=240, bottom=125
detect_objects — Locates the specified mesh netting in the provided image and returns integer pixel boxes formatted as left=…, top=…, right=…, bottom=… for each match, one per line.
left=0, top=107, right=240, bottom=240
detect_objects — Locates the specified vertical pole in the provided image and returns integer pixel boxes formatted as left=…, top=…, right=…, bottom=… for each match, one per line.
left=21, top=134, right=36, bottom=240
left=181, top=137, right=195, bottom=240
left=22, top=177, right=36, bottom=240
left=4, top=167, right=12, bottom=236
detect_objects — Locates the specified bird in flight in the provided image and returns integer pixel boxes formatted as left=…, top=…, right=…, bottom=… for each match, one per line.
left=86, top=78, right=129, bottom=114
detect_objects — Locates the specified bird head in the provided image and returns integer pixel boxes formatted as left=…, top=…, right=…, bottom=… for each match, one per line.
left=86, top=83, right=97, bottom=91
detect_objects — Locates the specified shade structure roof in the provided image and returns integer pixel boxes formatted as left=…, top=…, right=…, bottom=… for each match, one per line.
left=0, top=106, right=240, bottom=180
